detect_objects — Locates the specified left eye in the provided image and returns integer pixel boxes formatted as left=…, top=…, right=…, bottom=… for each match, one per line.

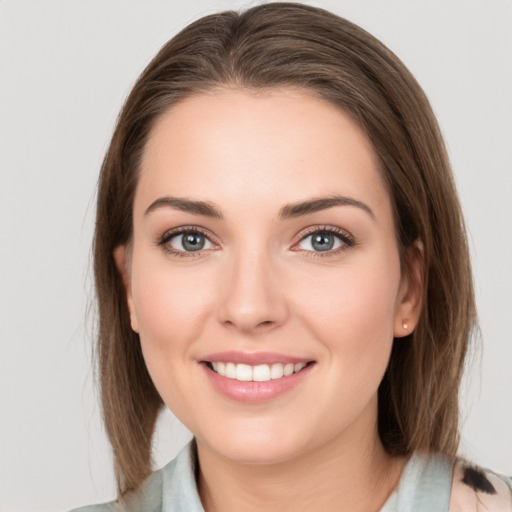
left=166, top=231, right=214, bottom=252
left=297, top=230, right=346, bottom=252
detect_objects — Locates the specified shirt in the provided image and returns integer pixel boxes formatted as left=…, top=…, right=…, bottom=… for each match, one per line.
left=70, top=441, right=512, bottom=512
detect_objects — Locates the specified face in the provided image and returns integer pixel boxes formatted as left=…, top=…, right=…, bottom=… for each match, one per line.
left=116, top=89, right=421, bottom=465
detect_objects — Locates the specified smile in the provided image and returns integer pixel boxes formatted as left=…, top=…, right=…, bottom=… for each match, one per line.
left=209, top=362, right=308, bottom=382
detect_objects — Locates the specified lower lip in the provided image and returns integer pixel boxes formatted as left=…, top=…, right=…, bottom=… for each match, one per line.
left=201, top=363, right=314, bottom=403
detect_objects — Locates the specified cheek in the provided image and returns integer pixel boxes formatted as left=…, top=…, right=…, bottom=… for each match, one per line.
left=294, top=253, right=401, bottom=376
left=129, top=256, right=219, bottom=419
left=130, top=255, right=216, bottom=360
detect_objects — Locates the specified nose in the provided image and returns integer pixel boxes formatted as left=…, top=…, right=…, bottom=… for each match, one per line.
left=217, top=246, right=289, bottom=334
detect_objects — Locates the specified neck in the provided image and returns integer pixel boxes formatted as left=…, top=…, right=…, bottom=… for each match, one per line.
left=196, top=421, right=406, bottom=512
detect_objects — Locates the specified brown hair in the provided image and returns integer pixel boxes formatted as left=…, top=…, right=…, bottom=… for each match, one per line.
left=93, top=2, right=476, bottom=498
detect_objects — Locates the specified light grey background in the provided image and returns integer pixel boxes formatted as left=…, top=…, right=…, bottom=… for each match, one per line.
left=0, top=1, right=510, bottom=510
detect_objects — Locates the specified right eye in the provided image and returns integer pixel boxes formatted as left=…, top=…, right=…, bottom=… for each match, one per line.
left=160, top=229, right=216, bottom=255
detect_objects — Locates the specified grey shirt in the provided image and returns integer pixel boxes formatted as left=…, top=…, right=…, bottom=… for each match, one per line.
left=70, top=441, right=509, bottom=512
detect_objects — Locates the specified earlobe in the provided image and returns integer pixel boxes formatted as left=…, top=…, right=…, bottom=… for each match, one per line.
left=394, top=240, right=424, bottom=338
left=113, top=245, right=139, bottom=333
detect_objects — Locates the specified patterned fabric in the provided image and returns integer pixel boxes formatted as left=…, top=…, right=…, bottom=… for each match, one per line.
left=450, top=459, right=512, bottom=511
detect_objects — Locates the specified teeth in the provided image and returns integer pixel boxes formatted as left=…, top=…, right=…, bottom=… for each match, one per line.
left=283, top=363, right=294, bottom=376
left=235, top=363, right=252, bottom=381
left=253, top=364, right=271, bottom=382
left=270, top=363, right=284, bottom=379
left=225, top=362, right=236, bottom=379
left=295, top=362, right=306, bottom=372
left=210, top=361, right=308, bottom=382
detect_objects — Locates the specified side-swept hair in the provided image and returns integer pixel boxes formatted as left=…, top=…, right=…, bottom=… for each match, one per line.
left=93, top=2, right=476, bottom=497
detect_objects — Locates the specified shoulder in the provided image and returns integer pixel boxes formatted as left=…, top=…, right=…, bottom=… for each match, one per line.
left=383, top=452, right=511, bottom=511
left=68, top=441, right=199, bottom=512
left=68, top=462, right=166, bottom=512
left=69, top=504, right=116, bottom=512
left=450, top=458, right=512, bottom=512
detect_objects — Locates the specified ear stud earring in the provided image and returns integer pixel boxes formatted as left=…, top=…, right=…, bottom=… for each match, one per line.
left=402, top=320, right=409, bottom=330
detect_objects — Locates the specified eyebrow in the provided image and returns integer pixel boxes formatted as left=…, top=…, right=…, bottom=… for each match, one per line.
left=279, top=195, right=375, bottom=221
left=145, top=197, right=223, bottom=218
left=144, top=194, right=375, bottom=221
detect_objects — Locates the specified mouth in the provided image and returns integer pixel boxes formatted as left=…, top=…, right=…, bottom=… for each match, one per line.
left=205, top=361, right=312, bottom=382
left=200, top=351, right=316, bottom=402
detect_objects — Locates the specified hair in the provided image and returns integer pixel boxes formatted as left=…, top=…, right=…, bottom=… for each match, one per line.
left=93, top=2, right=476, bottom=498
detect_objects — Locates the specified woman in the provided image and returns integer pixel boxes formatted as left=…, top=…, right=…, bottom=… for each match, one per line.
left=74, top=3, right=511, bottom=511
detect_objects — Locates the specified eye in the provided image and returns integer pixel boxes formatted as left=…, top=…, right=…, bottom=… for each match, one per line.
left=295, top=228, right=353, bottom=254
left=160, top=228, right=216, bottom=254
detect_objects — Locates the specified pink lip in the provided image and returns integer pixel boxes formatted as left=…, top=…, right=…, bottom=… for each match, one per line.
left=200, top=356, right=315, bottom=404
left=201, top=351, right=311, bottom=365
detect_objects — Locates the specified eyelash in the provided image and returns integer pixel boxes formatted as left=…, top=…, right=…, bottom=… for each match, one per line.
left=157, top=226, right=216, bottom=258
left=157, top=225, right=355, bottom=259
left=293, top=225, right=355, bottom=258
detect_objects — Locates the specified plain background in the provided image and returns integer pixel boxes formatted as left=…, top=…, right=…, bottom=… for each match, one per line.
left=0, top=1, right=510, bottom=510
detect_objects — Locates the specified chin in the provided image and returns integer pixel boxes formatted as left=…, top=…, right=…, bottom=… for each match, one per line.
left=214, top=439, right=302, bottom=466
left=195, top=418, right=315, bottom=466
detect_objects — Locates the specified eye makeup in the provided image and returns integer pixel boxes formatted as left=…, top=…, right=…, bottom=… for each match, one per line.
left=156, top=225, right=219, bottom=258
left=291, top=224, right=356, bottom=259
left=155, top=223, right=356, bottom=259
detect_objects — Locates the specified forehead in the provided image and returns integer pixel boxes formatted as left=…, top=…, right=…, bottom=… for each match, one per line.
left=136, top=88, right=390, bottom=218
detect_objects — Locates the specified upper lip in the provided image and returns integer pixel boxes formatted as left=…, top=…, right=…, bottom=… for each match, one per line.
left=201, top=351, right=313, bottom=366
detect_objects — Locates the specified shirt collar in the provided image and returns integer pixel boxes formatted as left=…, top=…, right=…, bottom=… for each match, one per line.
left=161, top=439, right=204, bottom=512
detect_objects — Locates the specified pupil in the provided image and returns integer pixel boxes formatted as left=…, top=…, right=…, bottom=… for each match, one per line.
left=312, top=233, right=334, bottom=251
left=183, top=233, right=205, bottom=251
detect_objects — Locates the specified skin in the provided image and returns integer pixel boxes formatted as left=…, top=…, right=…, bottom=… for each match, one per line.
left=115, top=88, right=423, bottom=511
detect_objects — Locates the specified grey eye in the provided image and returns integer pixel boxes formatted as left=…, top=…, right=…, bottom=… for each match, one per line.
left=311, top=232, right=335, bottom=251
left=169, top=232, right=213, bottom=252
left=298, top=231, right=344, bottom=252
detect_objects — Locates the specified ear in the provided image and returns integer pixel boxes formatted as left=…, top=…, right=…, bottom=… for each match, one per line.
left=394, top=240, right=424, bottom=338
left=113, top=244, right=139, bottom=333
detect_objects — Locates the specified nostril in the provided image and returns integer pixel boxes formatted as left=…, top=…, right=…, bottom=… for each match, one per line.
left=222, top=319, right=275, bottom=330
left=255, top=320, right=277, bottom=331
